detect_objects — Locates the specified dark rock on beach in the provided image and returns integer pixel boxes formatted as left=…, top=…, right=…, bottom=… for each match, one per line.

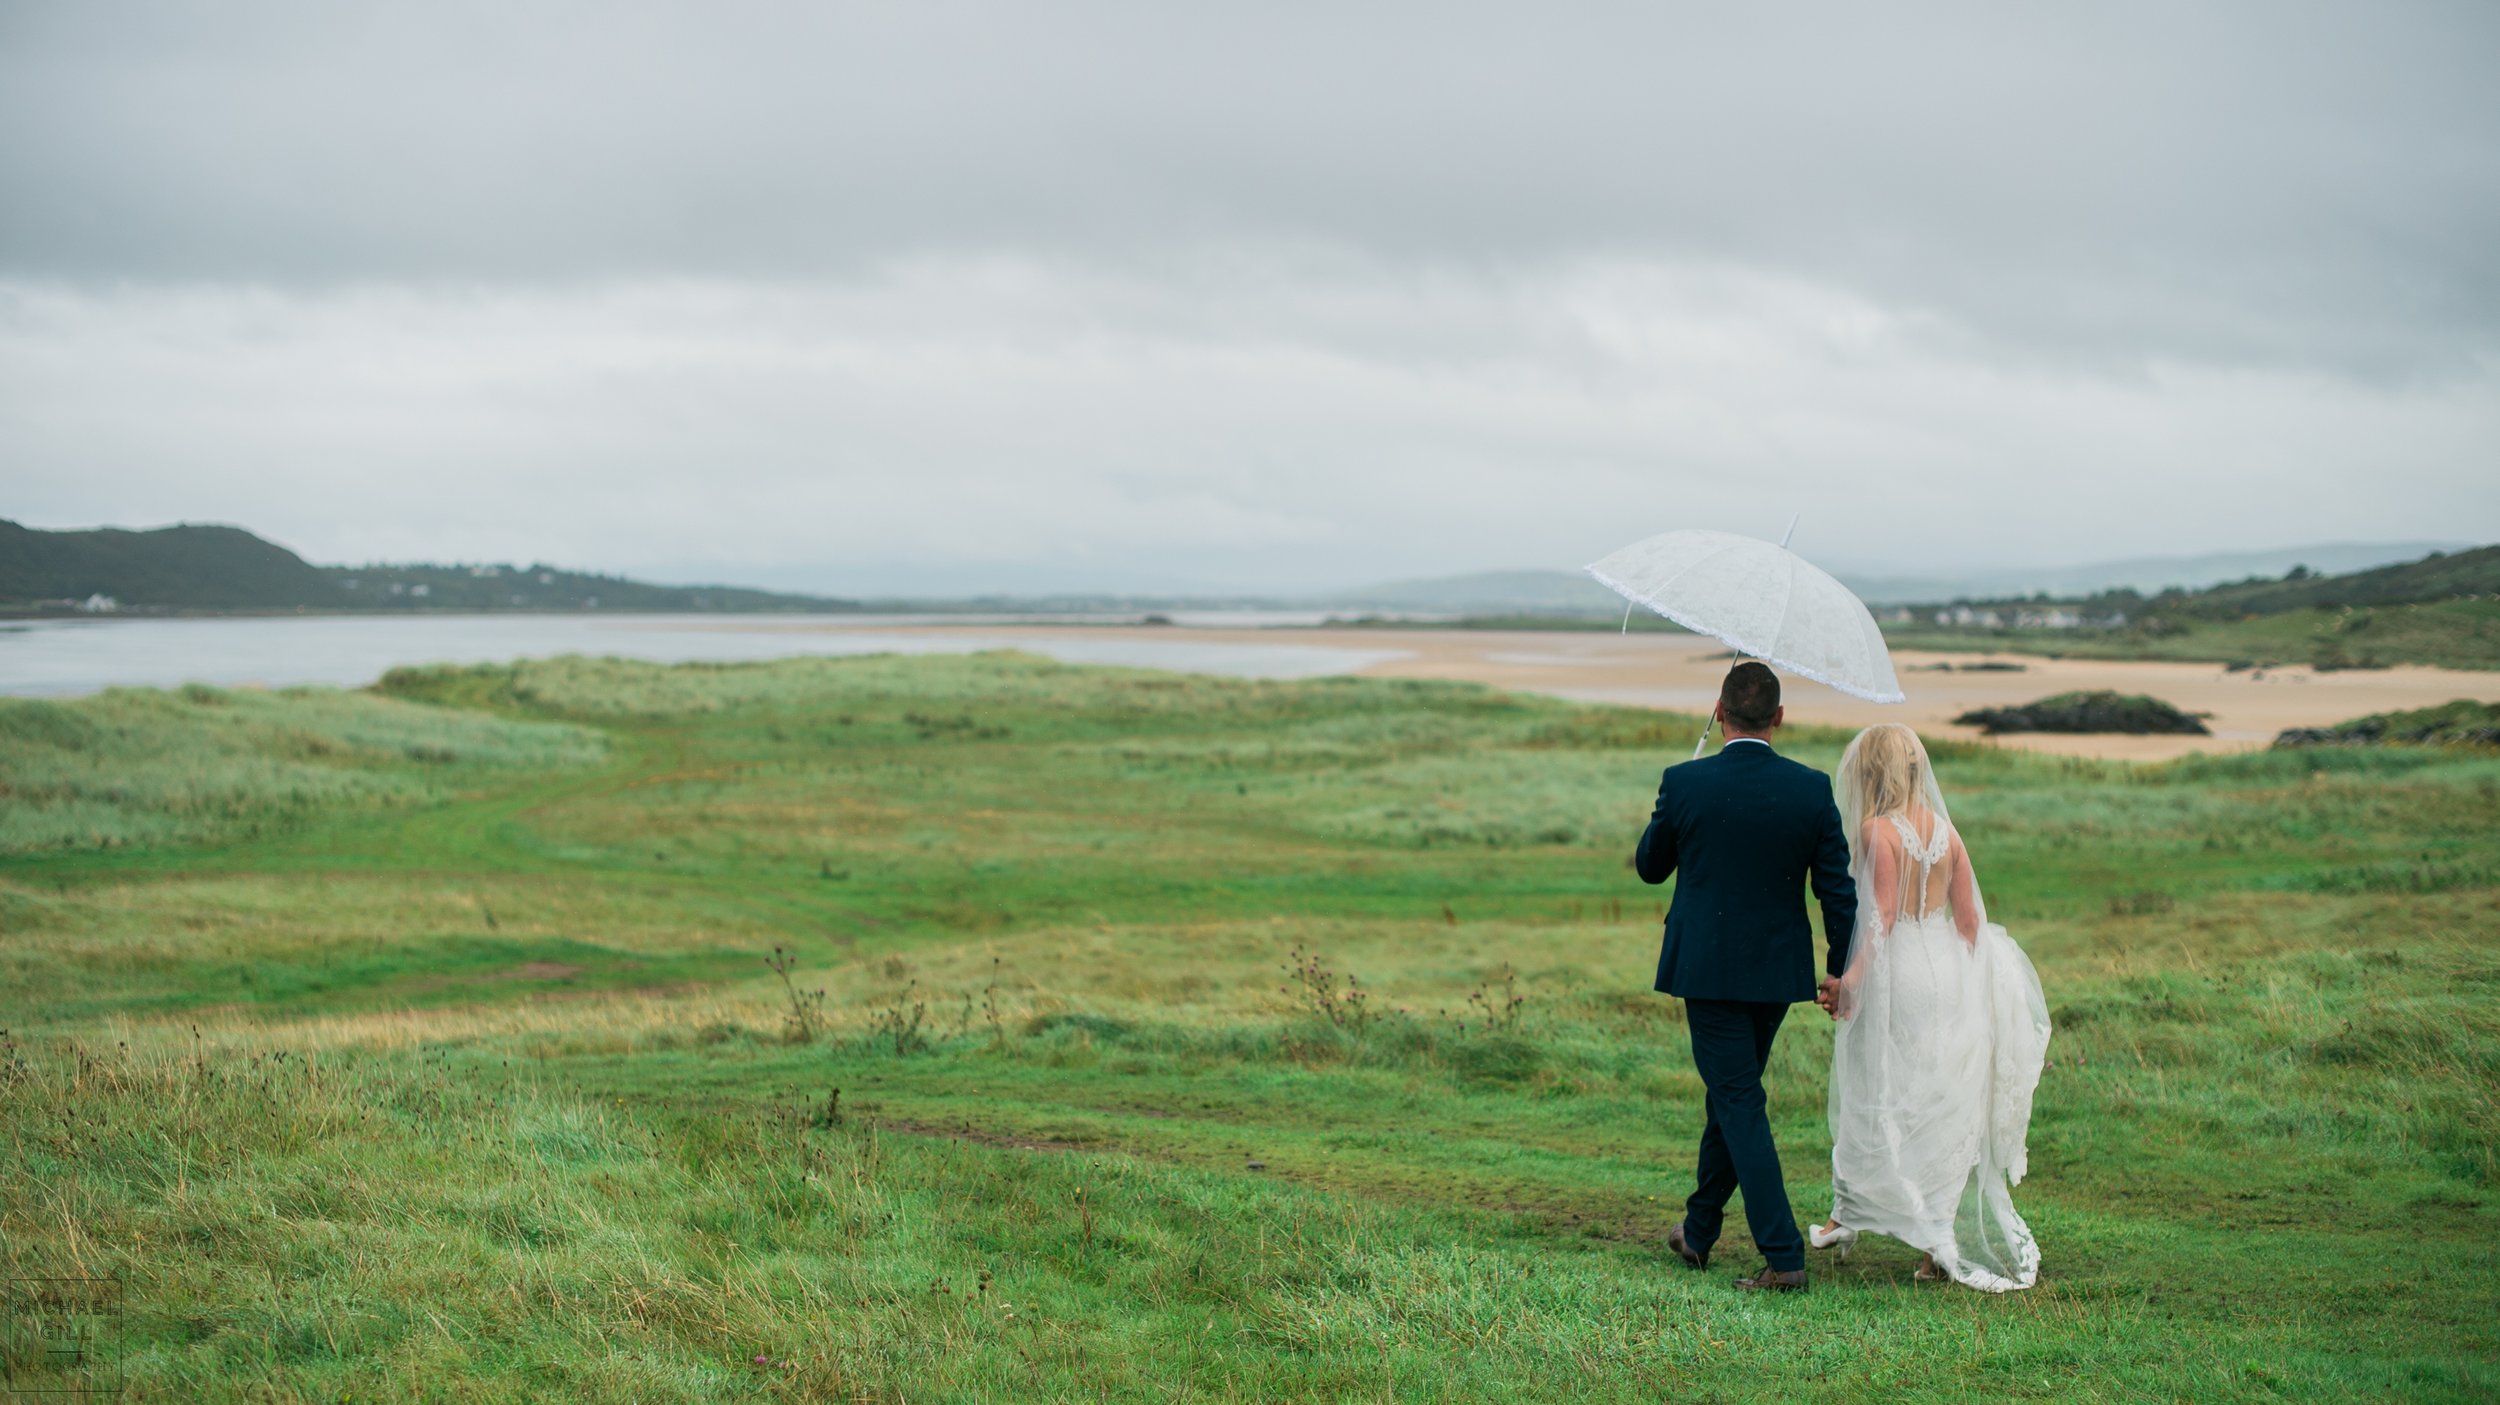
left=1954, top=690, right=2211, bottom=735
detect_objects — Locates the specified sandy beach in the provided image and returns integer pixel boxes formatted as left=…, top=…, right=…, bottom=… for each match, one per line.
left=713, top=621, right=2500, bottom=762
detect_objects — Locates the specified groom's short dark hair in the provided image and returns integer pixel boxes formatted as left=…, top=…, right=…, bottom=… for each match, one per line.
left=1719, top=662, right=1781, bottom=731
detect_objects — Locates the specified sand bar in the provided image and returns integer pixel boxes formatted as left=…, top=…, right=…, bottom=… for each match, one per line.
left=712, top=621, right=2500, bottom=762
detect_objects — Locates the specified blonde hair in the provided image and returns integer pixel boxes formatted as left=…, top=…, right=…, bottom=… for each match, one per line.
left=1847, top=722, right=1926, bottom=821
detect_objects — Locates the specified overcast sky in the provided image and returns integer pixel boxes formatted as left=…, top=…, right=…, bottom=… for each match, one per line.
left=4, top=1, right=2495, bottom=594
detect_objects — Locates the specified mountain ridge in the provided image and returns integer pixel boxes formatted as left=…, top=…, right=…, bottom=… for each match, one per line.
left=0, top=520, right=861, bottom=614
left=4, top=518, right=2482, bottom=618
left=1323, top=541, right=2474, bottom=613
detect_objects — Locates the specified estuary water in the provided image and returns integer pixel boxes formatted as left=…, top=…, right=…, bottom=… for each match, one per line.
left=0, top=613, right=1408, bottom=698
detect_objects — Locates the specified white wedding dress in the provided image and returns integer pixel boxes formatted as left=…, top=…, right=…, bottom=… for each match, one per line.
left=1827, top=804, right=2051, bottom=1292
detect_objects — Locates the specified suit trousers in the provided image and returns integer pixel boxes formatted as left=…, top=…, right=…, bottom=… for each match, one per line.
left=1680, top=997, right=1804, bottom=1271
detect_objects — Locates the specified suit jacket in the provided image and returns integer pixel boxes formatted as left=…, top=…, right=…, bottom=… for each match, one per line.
left=1634, top=739, right=1857, bottom=1004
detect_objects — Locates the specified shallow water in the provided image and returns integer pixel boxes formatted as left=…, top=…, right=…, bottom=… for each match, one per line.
left=0, top=613, right=1407, bottom=697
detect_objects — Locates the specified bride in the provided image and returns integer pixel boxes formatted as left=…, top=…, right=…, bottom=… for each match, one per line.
left=1807, top=723, right=2051, bottom=1291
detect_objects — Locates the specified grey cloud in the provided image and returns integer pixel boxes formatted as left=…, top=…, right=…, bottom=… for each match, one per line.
left=4, top=268, right=2493, bottom=593
left=4, top=1, right=2496, bottom=376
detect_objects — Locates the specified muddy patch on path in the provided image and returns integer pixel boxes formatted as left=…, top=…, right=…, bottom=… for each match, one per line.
left=878, top=1118, right=1105, bottom=1155
left=509, top=961, right=587, bottom=981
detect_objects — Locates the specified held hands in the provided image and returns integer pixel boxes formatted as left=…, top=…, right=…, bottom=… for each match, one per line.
left=1815, top=977, right=1842, bottom=1020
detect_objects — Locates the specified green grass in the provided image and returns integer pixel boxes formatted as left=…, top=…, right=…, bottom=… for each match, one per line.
left=3, top=652, right=2496, bottom=1402
left=0, top=681, right=607, bottom=852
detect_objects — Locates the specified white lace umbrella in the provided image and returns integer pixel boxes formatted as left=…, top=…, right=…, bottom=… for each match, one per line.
left=1585, top=526, right=1904, bottom=750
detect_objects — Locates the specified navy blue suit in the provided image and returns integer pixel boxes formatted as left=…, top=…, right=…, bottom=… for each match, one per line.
left=1634, top=737, right=1856, bottom=1271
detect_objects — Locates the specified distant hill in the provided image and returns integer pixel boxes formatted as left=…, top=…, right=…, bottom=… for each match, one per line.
left=320, top=561, right=859, bottom=613
left=0, top=520, right=859, bottom=614
left=0, top=519, right=346, bottom=610
left=1314, top=542, right=2472, bottom=616
left=2175, top=545, right=2500, bottom=617
left=1901, top=544, right=2500, bottom=618
left=13, top=516, right=2483, bottom=625
left=1841, top=541, right=2470, bottom=605
left=1308, top=569, right=1625, bottom=615
left=1881, top=545, right=2500, bottom=671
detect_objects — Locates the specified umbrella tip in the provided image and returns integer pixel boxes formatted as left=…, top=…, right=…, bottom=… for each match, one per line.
left=1779, top=513, right=1800, bottom=550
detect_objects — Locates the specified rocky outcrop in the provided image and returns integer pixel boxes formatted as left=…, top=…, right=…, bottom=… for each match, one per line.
left=1954, top=690, right=2211, bottom=735
left=2273, top=700, right=2500, bottom=749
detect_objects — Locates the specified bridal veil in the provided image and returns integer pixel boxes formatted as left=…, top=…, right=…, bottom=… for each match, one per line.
left=1827, top=723, right=2052, bottom=1291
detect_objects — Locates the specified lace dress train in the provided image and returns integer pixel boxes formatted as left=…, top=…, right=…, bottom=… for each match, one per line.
left=1828, top=816, right=2050, bottom=1292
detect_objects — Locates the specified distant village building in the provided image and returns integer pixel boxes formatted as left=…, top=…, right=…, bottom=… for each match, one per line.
left=79, top=593, right=118, bottom=613
left=1923, top=604, right=2093, bottom=630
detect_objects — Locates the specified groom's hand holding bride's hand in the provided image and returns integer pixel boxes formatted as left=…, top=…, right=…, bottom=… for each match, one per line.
left=1815, top=977, right=1841, bottom=1019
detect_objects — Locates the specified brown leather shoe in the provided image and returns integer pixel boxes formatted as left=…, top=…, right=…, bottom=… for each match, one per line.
left=1667, top=1222, right=1708, bottom=1270
left=1733, top=1266, right=1808, bottom=1293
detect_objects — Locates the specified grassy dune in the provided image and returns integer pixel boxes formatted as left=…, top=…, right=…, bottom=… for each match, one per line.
left=3, top=653, right=2495, bottom=1402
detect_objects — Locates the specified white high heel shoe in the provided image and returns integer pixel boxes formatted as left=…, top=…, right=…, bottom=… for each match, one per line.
left=1806, top=1221, right=1857, bottom=1259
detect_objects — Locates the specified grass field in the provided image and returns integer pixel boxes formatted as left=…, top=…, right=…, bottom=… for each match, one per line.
left=3, top=652, right=2496, bottom=1402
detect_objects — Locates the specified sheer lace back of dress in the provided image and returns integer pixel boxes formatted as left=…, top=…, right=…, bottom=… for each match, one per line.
left=1884, top=812, right=1955, bottom=921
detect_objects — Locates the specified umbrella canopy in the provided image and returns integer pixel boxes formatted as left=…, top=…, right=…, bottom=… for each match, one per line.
left=1585, top=528, right=1905, bottom=704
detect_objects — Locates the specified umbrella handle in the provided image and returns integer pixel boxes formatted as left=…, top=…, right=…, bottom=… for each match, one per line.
left=1692, top=714, right=1714, bottom=759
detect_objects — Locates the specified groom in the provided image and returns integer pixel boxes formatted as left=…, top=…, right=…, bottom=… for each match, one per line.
left=1635, top=662, right=1856, bottom=1292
